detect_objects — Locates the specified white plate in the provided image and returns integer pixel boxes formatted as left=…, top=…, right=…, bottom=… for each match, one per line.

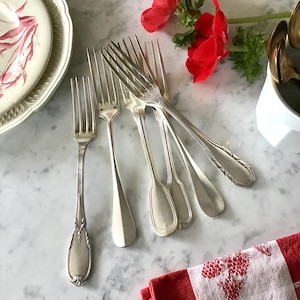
left=0, top=0, right=53, bottom=113
left=0, top=0, right=73, bottom=134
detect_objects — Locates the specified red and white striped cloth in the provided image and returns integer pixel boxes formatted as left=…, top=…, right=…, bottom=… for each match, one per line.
left=140, top=232, right=300, bottom=300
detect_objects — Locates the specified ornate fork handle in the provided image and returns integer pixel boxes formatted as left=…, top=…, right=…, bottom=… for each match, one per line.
left=68, top=141, right=91, bottom=287
left=157, top=98, right=256, bottom=186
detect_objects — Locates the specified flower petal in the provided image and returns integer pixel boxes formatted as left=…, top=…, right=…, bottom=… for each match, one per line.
left=140, top=0, right=179, bottom=32
left=194, top=13, right=214, bottom=37
left=186, top=0, right=229, bottom=83
left=141, top=6, right=171, bottom=32
left=186, top=38, right=219, bottom=82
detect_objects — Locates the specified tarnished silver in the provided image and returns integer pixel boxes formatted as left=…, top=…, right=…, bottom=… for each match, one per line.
left=87, top=48, right=136, bottom=247
left=68, top=76, right=95, bottom=287
left=100, top=40, right=256, bottom=187
left=121, top=85, right=178, bottom=237
left=143, top=39, right=225, bottom=217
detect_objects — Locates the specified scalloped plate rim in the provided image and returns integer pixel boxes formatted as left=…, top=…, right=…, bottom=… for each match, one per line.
left=0, top=0, right=53, bottom=113
left=0, top=0, right=73, bottom=134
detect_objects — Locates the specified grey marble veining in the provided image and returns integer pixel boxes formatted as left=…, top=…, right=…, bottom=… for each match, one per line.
left=1, top=0, right=300, bottom=299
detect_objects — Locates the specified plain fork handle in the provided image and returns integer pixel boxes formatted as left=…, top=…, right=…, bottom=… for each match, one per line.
left=68, top=142, right=92, bottom=287
left=106, top=119, right=137, bottom=247
left=155, top=110, right=193, bottom=229
left=133, top=106, right=178, bottom=236
left=157, top=98, right=256, bottom=186
left=163, top=113, right=225, bottom=217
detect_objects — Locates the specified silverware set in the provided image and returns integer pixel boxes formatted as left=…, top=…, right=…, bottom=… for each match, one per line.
left=67, top=36, right=256, bottom=286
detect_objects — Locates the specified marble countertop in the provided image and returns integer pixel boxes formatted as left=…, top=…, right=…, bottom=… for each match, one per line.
left=1, top=0, right=300, bottom=299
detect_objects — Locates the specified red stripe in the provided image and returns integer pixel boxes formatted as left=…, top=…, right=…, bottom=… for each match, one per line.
left=140, top=269, right=196, bottom=300
left=277, top=232, right=300, bottom=299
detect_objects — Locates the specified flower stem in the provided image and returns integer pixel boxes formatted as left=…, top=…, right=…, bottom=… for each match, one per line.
left=227, top=12, right=290, bottom=24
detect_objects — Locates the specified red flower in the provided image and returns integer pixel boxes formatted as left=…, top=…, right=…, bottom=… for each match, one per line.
left=141, top=0, right=179, bottom=33
left=186, top=0, right=229, bottom=82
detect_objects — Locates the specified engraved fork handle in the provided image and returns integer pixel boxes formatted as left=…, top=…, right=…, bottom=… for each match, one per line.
left=157, top=98, right=256, bottom=186
left=68, top=142, right=91, bottom=287
left=106, top=120, right=137, bottom=247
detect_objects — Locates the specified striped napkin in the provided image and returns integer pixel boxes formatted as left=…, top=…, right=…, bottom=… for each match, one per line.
left=140, top=232, right=300, bottom=300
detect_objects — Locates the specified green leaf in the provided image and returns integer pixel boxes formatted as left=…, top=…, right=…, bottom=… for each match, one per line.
left=172, top=29, right=197, bottom=47
left=229, top=26, right=266, bottom=83
left=175, top=0, right=203, bottom=27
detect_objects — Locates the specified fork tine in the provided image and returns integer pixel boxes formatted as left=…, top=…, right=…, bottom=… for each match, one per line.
left=85, top=77, right=96, bottom=132
left=87, top=47, right=120, bottom=108
left=70, top=77, right=80, bottom=134
left=152, top=40, right=169, bottom=101
left=101, top=41, right=156, bottom=90
left=122, top=37, right=140, bottom=65
left=135, top=39, right=169, bottom=101
left=101, top=47, right=142, bottom=98
left=70, top=76, right=96, bottom=134
left=103, top=55, right=119, bottom=106
left=87, top=47, right=106, bottom=104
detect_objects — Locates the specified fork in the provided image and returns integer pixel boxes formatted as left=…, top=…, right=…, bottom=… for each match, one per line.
left=100, top=39, right=256, bottom=187
left=120, top=39, right=191, bottom=230
left=133, top=40, right=193, bottom=227
left=87, top=48, right=136, bottom=247
left=68, top=76, right=94, bottom=287
left=121, top=85, right=178, bottom=236
left=143, top=39, right=225, bottom=217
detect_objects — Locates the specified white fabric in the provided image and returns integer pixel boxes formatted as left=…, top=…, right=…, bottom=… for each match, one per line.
left=187, top=240, right=297, bottom=300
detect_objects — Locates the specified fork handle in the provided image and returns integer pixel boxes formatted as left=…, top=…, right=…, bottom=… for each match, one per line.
left=106, top=120, right=137, bottom=247
left=155, top=110, right=193, bottom=228
left=134, top=107, right=178, bottom=236
left=163, top=112, right=225, bottom=217
left=68, top=143, right=91, bottom=287
left=157, top=98, right=256, bottom=186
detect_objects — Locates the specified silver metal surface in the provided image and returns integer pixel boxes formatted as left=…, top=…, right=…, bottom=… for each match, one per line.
left=166, top=116, right=225, bottom=217
left=144, top=39, right=225, bottom=217
left=87, top=48, right=136, bottom=248
left=121, top=87, right=178, bottom=237
left=101, top=40, right=256, bottom=187
left=143, top=41, right=192, bottom=227
left=157, top=111, right=193, bottom=228
left=122, top=39, right=192, bottom=229
left=68, top=76, right=95, bottom=287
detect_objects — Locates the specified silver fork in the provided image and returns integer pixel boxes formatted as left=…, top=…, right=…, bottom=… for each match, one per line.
left=131, top=39, right=193, bottom=228
left=144, top=39, right=225, bottom=217
left=87, top=48, right=136, bottom=248
left=100, top=39, right=256, bottom=187
left=120, top=80, right=178, bottom=237
left=68, top=76, right=94, bottom=287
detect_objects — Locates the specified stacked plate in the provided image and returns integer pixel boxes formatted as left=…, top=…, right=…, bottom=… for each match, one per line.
left=0, top=0, right=73, bottom=134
